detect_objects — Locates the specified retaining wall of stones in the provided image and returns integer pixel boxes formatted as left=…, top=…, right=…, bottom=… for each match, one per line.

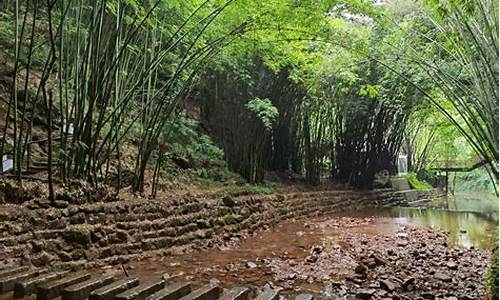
left=407, top=189, right=447, bottom=207
left=0, top=188, right=404, bottom=268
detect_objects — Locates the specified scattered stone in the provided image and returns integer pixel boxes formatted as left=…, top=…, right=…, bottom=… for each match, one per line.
left=246, top=262, right=258, bottom=269
left=354, top=264, right=368, bottom=275
left=371, top=254, right=387, bottom=266
left=446, top=261, right=458, bottom=270
left=402, top=277, right=415, bottom=288
left=434, top=272, right=452, bottom=282
left=54, top=200, right=69, bottom=208
left=379, top=279, right=397, bottom=292
left=355, top=288, right=375, bottom=299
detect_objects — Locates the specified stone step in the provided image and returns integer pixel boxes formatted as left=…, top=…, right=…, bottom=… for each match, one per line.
left=219, top=287, right=251, bottom=300
left=178, top=282, right=222, bottom=300
left=114, top=279, right=165, bottom=300
left=0, top=266, right=29, bottom=279
left=255, top=289, right=279, bottom=300
left=36, top=272, right=91, bottom=300
left=14, top=270, right=70, bottom=299
left=295, top=294, right=314, bottom=300
left=145, top=281, right=192, bottom=300
left=61, top=274, right=114, bottom=300
left=0, top=268, right=47, bottom=293
left=89, top=276, right=139, bottom=300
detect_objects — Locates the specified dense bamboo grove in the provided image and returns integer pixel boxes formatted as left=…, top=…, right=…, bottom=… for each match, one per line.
left=0, top=0, right=497, bottom=194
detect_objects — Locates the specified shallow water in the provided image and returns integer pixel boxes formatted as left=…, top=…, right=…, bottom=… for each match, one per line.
left=447, top=191, right=499, bottom=212
left=347, top=206, right=498, bottom=249
left=126, top=203, right=497, bottom=291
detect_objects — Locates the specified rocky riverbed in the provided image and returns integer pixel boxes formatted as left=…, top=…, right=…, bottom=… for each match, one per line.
left=120, top=214, right=493, bottom=299
left=264, top=218, right=490, bottom=299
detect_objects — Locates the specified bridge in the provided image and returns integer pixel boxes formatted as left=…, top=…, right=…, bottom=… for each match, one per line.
left=429, top=158, right=488, bottom=172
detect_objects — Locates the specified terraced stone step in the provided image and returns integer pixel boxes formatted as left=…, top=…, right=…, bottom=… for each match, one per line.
left=295, top=294, right=314, bottom=300
left=14, top=270, right=70, bottom=298
left=0, top=268, right=47, bottom=293
left=146, top=281, right=192, bottom=300
left=178, top=282, right=222, bottom=300
left=255, top=289, right=280, bottom=300
left=89, top=276, right=139, bottom=300
left=0, top=266, right=29, bottom=279
left=114, top=279, right=165, bottom=300
left=219, top=287, right=251, bottom=300
left=62, top=274, right=114, bottom=300
left=36, top=272, right=91, bottom=300
left=0, top=265, right=318, bottom=300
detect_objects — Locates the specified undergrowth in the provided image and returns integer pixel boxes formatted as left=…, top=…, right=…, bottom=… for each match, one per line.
left=405, top=172, right=433, bottom=190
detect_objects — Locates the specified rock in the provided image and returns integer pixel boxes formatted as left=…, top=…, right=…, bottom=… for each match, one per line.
left=434, top=272, right=452, bottom=282
left=62, top=227, right=91, bottom=245
left=240, top=207, right=251, bottom=218
left=355, top=289, right=375, bottom=299
left=48, top=217, right=67, bottom=229
left=246, top=262, right=258, bottom=269
left=402, top=277, right=415, bottom=288
left=31, top=251, right=55, bottom=266
left=53, top=200, right=69, bottom=208
left=58, top=251, right=73, bottom=262
left=354, top=263, right=368, bottom=275
left=115, top=230, right=129, bottom=242
left=31, top=240, right=45, bottom=252
left=421, top=292, right=434, bottom=299
left=305, top=255, right=318, bottom=263
left=372, top=254, right=388, bottom=266
left=396, top=241, right=407, bottom=247
left=446, top=261, right=458, bottom=270
left=311, top=246, right=323, bottom=255
left=379, top=279, right=398, bottom=292
left=222, top=196, right=236, bottom=207
left=85, top=247, right=100, bottom=260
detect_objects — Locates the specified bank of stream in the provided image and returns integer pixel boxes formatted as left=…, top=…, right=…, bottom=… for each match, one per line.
left=109, top=197, right=497, bottom=299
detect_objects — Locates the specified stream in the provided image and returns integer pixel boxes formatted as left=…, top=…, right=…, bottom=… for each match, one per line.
left=119, top=192, right=498, bottom=299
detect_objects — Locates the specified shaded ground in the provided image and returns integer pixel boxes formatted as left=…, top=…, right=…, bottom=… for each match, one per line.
left=98, top=210, right=495, bottom=299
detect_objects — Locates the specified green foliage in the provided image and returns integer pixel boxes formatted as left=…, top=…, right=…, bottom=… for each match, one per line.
left=0, top=0, right=497, bottom=195
left=404, top=173, right=433, bottom=191
left=245, top=98, right=279, bottom=131
left=166, top=114, right=225, bottom=167
left=453, top=167, right=497, bottom=193
left=487, top=228, right=499, bottom=299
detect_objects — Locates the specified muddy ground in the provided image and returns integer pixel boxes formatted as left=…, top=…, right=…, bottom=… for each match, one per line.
left=97, top=214, right=493, bottom=299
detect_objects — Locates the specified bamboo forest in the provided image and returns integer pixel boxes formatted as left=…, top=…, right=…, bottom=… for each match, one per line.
left=0, top=0, right=498, bottom=299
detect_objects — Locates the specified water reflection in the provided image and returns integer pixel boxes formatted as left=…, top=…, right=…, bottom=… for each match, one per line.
left=388, top=207, right=497, bottom=249
left=447, top=192, right=499, bottom=212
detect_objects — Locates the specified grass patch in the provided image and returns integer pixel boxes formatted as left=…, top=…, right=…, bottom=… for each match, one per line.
left=204, top=183, right=275, bottom=198
left=404, top=172, right=433, bottom=191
